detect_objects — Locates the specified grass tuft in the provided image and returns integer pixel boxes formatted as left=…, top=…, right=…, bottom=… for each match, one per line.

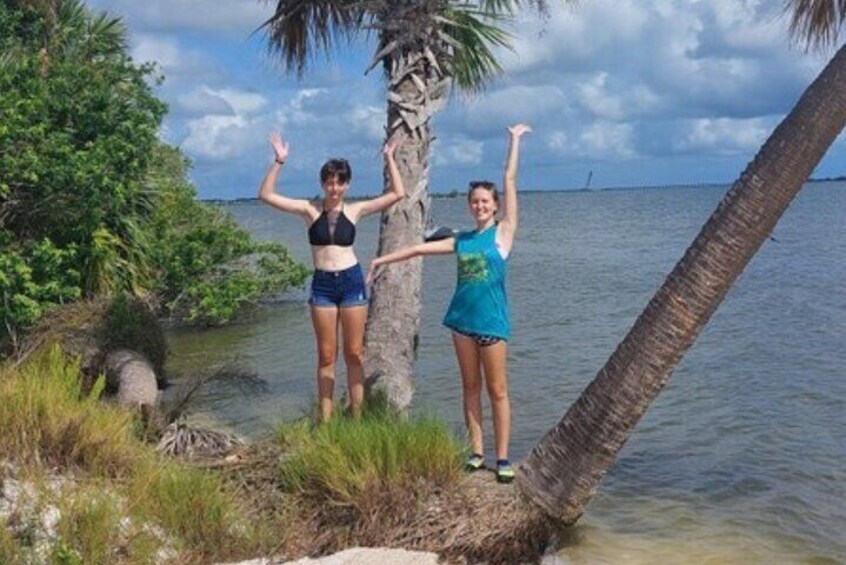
left=132, top=466, right=240, bottom=557
left=55, top=487, right=122, bottom=565
left=0, top=345, right=142, bottom=474
left=278, top=395, right=463, bottom=513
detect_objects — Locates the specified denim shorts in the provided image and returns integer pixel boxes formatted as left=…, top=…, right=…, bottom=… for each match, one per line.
left=309, top=264, right=368, bottom=308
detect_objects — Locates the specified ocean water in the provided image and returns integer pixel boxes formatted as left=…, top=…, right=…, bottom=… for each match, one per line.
left=166, top=182, right=846, bottom=563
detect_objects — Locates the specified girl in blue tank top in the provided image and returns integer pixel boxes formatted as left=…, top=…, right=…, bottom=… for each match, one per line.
left=368, top=124, right=532, bottom=484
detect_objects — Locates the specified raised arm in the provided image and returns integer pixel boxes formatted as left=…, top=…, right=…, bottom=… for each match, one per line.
left=350, top=135, right=406, bottom=220
left=497, top=124, right=532, bottom=252
left=257, top=132, right=313, bottom=220
left=366, top=237, right=455, bottom=285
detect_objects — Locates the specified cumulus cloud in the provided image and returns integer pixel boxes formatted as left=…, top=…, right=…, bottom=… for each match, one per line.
left=177, top=88, right=235, bottom=117
left=677, top=117, right=772, bottom=155
left=433, top=136, right=485, bottom=167
left=183, top=114, right=253, bottom=159
left=579, top=122, right=637, bottom=160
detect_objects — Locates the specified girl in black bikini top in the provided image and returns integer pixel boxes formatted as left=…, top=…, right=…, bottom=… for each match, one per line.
left=308, top=205, right=356, bottom=246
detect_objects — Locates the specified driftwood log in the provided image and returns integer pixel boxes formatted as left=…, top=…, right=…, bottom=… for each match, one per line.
left=104, top=349, right=159, bottom=409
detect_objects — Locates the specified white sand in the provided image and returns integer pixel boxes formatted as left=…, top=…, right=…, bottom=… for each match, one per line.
left=218, top=547, right=440, bottom=565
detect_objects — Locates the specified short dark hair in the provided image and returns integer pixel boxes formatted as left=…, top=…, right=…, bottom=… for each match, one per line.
left=320, top=159, right=352, bottom=184
left=467, top=180, right=499, bottom=203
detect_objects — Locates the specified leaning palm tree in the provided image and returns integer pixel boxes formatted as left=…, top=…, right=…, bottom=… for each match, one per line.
left=517, top=0, right=846, bottom=525
left=261, top=0, right=556, bottom=409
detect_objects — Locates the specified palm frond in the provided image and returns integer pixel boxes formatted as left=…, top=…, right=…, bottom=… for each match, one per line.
left=260, top=0, right=368, bottom=76
left=444, top=7, right=513, bottom=93
left=84, top=12, right=128, bottom=60
left=788, top=0, right=846, bottom=50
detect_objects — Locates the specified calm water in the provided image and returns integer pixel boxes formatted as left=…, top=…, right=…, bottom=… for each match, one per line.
left=167, top=182, right=846, bottom=563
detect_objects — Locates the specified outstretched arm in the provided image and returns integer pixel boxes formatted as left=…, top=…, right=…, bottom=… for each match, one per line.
left=351, top=134, right=406, bottom=220
left=257, top=132, right=313, bottom=220
left=497, top=123, right=532, bottom=254
left=366, top=237, right=455, bottom=285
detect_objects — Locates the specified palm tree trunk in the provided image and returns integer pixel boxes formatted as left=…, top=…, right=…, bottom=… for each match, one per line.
left=518, top=44, right=846, bottom=524
left=364, top=47, right=449, bottom=409
left=363, top=106, right=430, bottom=409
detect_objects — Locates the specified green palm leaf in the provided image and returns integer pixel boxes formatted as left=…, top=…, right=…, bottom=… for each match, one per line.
left=444, top=6, right=513, bottom=93
left=261, top=0, right=367, bottom=76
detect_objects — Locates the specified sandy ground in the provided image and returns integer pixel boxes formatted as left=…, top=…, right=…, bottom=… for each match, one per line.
left=219, top=547, right=440, bottom=565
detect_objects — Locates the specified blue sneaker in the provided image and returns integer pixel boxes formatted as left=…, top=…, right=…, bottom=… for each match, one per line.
left=496, top=461, right=515, bottom=484
left=465, top=453, right=485, bottom=472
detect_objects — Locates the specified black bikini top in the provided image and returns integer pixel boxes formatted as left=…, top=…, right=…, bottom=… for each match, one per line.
left=308, top=206, right=356, bottom=247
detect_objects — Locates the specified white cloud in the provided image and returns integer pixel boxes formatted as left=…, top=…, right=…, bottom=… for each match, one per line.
left=213, top=88, right=268, bottom=115
left=131, top=34, right=182, bottom=69
left=577, top=72, right=625, bottom=120
left=579, top=122, right=637, bottom=159
left=183, top=114, right=252, bottom=159
left=177, top=88, right=233, bottom=116
left=547, top=131, right=568, bottom=151
left=678, top=117, right=771, bottom=154
left=455, top=85, right=570, bottom=136
left=348, top=105, right=386, bottom=141
left=177, top=85, right=267, bottom=117
left=543, top=121, right=636, bottom=160
left=433, top=137, right=485, bottom=167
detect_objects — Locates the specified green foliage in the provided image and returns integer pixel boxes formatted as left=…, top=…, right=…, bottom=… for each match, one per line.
left=0, top=0, right=308, bottom=345
left=0, top=0, right=163, bottom=342
left=101, top=294, right=168, bottom=375
left=0, top=237, right=81, bottom=348
left=279, top=396, right=464, bottom=510
left=144, top=145, right=310, bottom=326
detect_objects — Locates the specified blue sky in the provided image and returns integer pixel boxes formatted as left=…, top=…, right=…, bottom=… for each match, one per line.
left=86, top=0, right=845, bottom=200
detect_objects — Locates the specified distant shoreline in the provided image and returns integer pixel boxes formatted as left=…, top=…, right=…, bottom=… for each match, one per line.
left=204, top=177, right=845, bottom=204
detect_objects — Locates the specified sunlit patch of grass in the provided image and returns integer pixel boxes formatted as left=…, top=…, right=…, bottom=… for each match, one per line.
left=130, top=465, right=240, bottom=559
left=0, top=518, right=22, bottom=564
left=0, top=347, right=284, bottom=563
left=278, top=395, right=464, bottom=511
left=54, top=487, right=122, bottom=564
left=0, top=346, right=141, bottom=475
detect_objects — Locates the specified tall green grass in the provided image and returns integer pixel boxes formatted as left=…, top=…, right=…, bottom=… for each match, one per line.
left=0, top=346, right=280, bottom=563
left=0, top=346, right=141, bottom=474
left=55, top=487, right=122, bottom=564
left=279, top=397, right=464, bottom=510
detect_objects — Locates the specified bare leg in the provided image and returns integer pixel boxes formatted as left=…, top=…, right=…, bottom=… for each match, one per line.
left=452, top=332, right=484, bottom=457
left=311, top=306, right=339, bottom=423
left=339, top=305, right=368, bottom=417
left=480, top=341, right=510, bottom=461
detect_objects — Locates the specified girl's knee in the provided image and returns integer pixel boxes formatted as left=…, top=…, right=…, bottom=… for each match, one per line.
left=317, top=356, right=336, bottom=370
left=343, top=348, right=364, bottom=368
left=486, top=383, right=509, bottom=403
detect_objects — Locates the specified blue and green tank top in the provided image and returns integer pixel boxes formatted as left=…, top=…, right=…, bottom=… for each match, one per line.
left=443, top=225, right=510, bottom=340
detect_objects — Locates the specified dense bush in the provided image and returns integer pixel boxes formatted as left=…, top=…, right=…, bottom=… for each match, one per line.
left=144, top=145, right=309, bottom=326
left=0, top=0, right=308, bottom=353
